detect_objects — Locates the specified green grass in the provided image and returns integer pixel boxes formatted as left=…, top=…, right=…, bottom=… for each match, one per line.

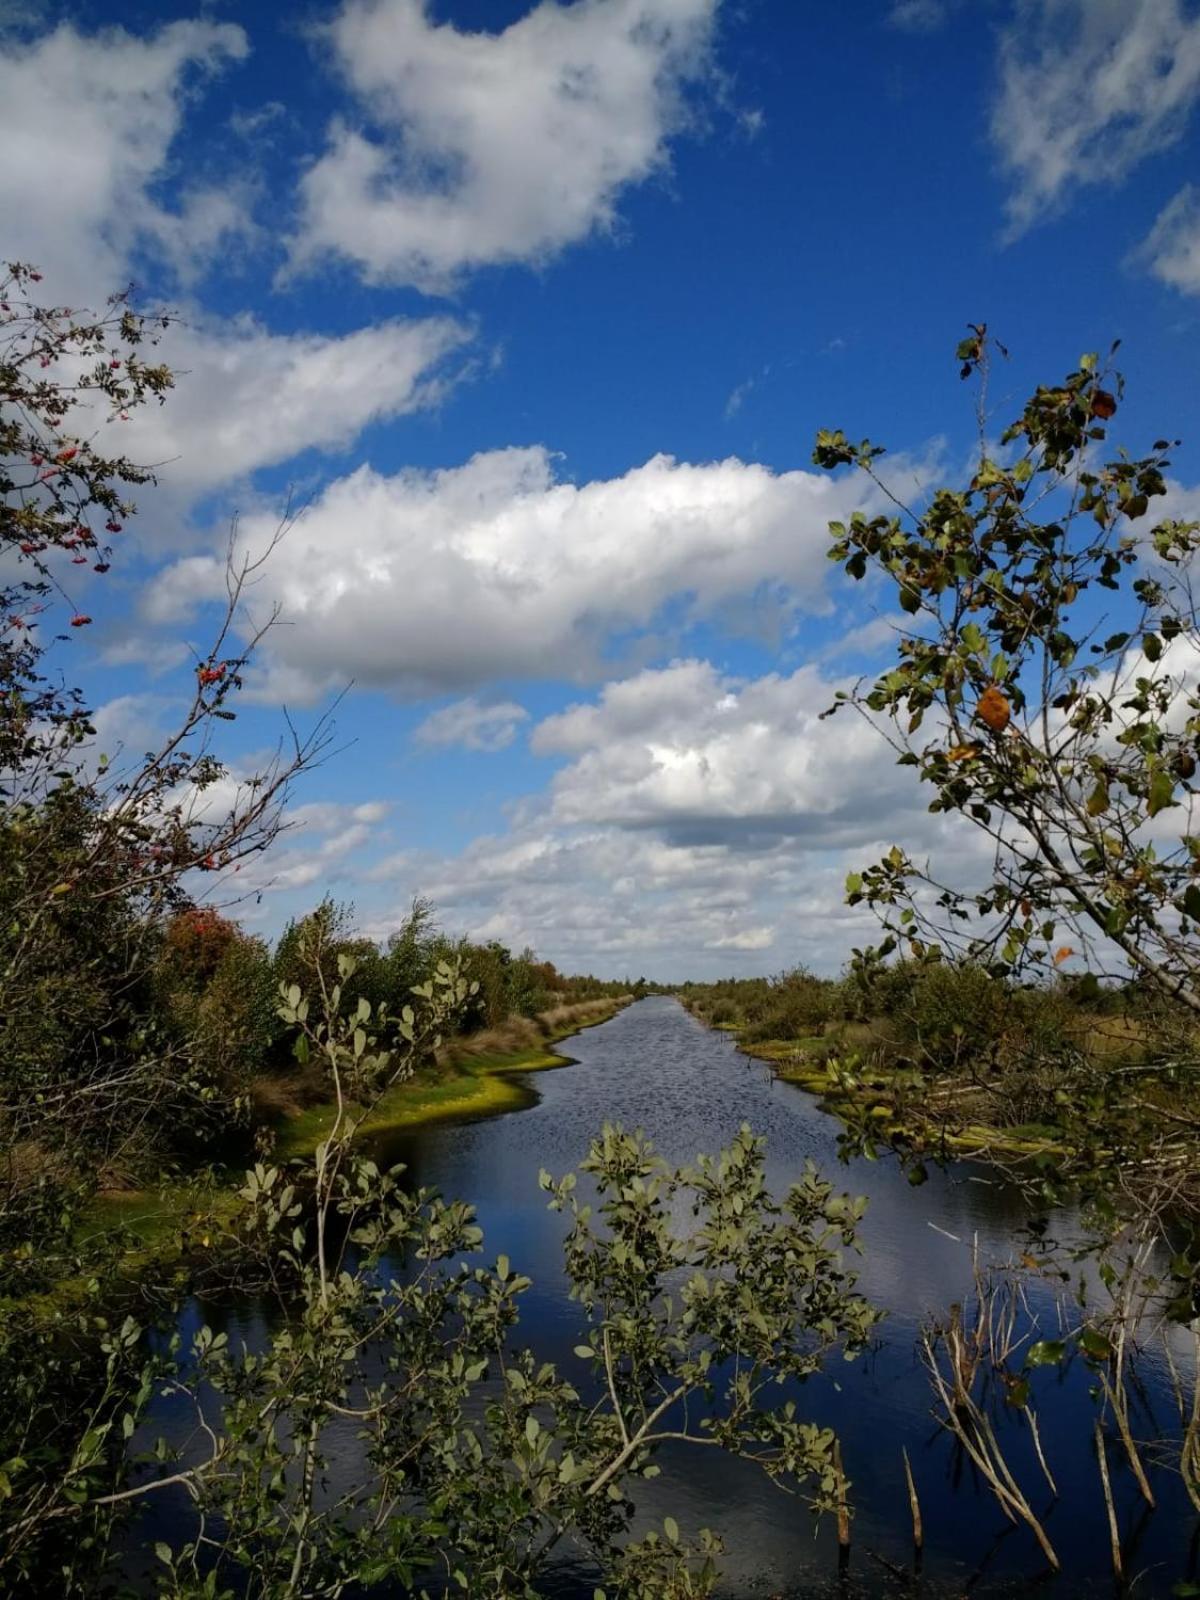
left=698, top=1011, right=1069, bottom=1163
left=274, top=1047, right=570, bottom=1161
left=17, top=1000, right=629, bottom=1313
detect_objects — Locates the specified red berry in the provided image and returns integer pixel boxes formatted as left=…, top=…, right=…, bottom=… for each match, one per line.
left=71, top=555, right=87, bottom=564
left=93, top=562, right=110, bottom=573
left=69, top=614, right=91, bottom=627
left=19, top=542, right=37, bottom=554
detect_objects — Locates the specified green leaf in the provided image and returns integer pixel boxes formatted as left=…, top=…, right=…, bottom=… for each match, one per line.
left=1149, top=767, right=1175, bottom=817
left=1086, top=778, right=1109, bottom=817
left=664, top=1516, right=679, bottom=1544
left=1078, top=1327, right=1113, bottom=1362
left=1183, top=884, right=1200, bottom=923
left=1025, top=1339, right=1066, bottom=1368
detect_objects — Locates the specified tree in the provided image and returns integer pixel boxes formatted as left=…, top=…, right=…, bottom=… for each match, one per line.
left=0, top=266, right=332, bottom=1269
left=813, top=330, right=1200, bottom=1219
left=815, top=331, right=1200, bottom=1001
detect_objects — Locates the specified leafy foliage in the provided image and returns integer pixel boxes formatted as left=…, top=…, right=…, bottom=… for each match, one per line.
left=2, top=957, right=876, bottom=1599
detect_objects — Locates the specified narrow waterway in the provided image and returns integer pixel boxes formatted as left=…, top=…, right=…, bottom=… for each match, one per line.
left=375, top=997, right=1196, bottom=1597
left=148, top=997, right=1197, bottom=1596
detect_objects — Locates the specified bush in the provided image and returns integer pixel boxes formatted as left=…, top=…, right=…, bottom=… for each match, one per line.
left=741, top=968, right=835, bottom=1043
left=896, top=962, right=1009, bottom=1071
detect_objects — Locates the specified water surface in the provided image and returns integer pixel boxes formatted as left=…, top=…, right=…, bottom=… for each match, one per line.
left=372, top=997, right=1197, bottom=1597
left=143, top=997, right=1197, bottom=1596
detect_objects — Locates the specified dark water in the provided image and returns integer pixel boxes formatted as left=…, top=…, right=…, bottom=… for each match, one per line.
left=148, top=998, right=1199, bottom=1595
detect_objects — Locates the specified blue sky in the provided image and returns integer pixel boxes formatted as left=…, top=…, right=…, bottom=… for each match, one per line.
left=5, top=0, right=1200, bottom=977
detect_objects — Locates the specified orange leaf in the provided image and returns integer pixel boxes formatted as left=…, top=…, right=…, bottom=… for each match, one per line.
left=976, top=685, right=1011, bottom=733
left=1053, top=946, right=1074, bottom=966
left=947, top=743, right=981, bottom=762
left=1090, top=389, right=1117, bottom=421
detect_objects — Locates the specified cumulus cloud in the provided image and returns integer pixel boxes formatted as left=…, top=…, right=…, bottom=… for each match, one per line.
left=0, top=16, right=475, bottom=515
left=534, top=658, right=930, bottom=847
left=348, top=656, right=992, bottom=979
left=0, top=18, right=250, bottom=304
left=291, top=0, right=719, bottom=290
left=992, top=0, right=1200, bottom=237
left=143, top=446, right=874, bottom=699
left=414, top=696, right=530, bottom=752
left=360, top=822, right=857, bottom=977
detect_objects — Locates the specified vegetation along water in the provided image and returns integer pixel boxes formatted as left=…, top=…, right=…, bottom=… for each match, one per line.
left=4, top=271, right=1200, bottom=1597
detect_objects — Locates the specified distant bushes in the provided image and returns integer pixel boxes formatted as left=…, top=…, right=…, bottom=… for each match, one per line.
left=684, top=968, right=837, bottom=1043
left=681, top=958, right=1148, bottom=1131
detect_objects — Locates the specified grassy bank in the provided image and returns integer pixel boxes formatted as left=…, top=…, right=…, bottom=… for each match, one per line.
left=57, top=996, right=631, bottom=1300
left=688, top=1008, right=1066, bottom=1162
left=274, top=996, right=628, bottom=1160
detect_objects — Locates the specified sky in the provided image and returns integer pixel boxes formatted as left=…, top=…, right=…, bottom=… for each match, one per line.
left=5, top=0, right=1200, bottom=979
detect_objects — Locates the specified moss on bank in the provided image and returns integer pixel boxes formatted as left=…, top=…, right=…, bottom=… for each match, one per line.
left=275, top=1044, right=571, bottom=1161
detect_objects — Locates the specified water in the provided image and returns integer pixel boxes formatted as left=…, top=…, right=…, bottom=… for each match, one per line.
left=148, top=998, right=1199, bottom=1595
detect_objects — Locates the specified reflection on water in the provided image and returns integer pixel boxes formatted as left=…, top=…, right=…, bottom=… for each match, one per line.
left=146, top=998, right=1199, bottom=1596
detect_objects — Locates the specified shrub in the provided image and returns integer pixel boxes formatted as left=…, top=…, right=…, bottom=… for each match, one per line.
left=897, top=962, right=1009, bottom=1071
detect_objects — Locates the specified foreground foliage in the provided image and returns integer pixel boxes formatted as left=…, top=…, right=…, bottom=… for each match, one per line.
left=1, top=941, right=875, bottom=1598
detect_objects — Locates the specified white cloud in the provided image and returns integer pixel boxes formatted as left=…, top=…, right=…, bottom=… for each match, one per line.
left=122, top=313, right=474, bottom=502
left=0, top=19, right=250, bottom=303
left=0, top=17, right=475, bottom=518
left=414, top=696, right=530, bottom=752
left=724, top=373, right=759, bottom=419
left=290, top=0, right=719, bottom=290
left=534, top=659, right=930, bottom=847
left=888, top=0, right=955, bottom=30
left=1137, top=183, right=1200, bottom=292
left=143, top=446, right=875, bottom=699
left=348, top=656, right=992, bottom=979
left=710, top=926, right=774, bottom=950
left=208, top=799, right=394, bottom=915
left=992, top=0, right=1200, bottom=237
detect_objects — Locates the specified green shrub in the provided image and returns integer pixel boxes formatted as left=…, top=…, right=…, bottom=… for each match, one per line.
left=897, top=962, right=1009, bottom=1071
